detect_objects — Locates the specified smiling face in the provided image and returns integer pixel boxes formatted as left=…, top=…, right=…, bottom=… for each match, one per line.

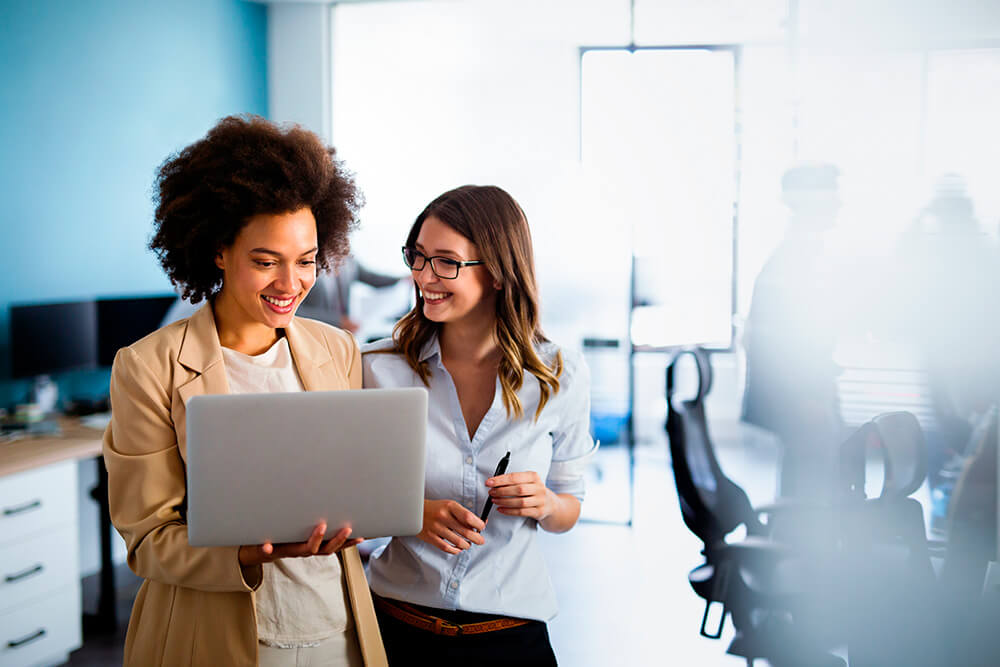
left=213, top=207, right=318, bottom=352
left=412, top=216, right=496, bottom=327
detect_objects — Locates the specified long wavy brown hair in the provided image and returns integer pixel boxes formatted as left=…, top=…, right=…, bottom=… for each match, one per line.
left=392, top=185, right=562, bottom=420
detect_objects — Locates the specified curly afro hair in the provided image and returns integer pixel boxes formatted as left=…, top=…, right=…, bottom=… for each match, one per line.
left=149, top=115, right=362, bottom=304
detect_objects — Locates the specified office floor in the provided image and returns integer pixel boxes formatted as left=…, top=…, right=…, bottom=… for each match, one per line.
left=64, top=421, right=781, bottom=667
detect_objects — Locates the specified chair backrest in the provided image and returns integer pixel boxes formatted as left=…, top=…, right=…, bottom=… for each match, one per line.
left=666, top=347, right=756, bottom=547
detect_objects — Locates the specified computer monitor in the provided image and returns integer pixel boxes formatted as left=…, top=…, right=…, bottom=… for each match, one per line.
left=10, top=300, right=99, bottom=379
left=96, top=295, right=176, bottom=366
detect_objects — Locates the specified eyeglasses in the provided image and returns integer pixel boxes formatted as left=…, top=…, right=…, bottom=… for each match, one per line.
left=401, top=246, right=484, bottom=280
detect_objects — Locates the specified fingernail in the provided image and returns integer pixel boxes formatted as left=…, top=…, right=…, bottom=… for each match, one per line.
left=485, top=479, right=495, bottom=486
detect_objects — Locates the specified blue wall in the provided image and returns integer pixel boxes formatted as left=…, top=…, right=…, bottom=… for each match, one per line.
left=0, top=0, right=267, bottom=402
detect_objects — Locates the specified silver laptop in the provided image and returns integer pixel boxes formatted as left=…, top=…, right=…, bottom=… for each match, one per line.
left=185, top=387, right=427, bottom=547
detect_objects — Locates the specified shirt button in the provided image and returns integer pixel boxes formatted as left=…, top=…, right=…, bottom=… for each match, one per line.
left=465, top=456, right=473, bottom=465
left=450, top=581, right=459, bottom=590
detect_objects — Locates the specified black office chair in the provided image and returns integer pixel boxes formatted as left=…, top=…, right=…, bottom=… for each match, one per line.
left=666, top=348, right=844, bottom=667
left=837, top=411, right=945, bottom=667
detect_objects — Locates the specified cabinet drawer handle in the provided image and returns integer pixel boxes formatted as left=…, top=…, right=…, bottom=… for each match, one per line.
left=4, top=563, right=44, bottom=583
left=2, top=499, right=42, bottom=516
left=7, top=628, right=46, bottom=649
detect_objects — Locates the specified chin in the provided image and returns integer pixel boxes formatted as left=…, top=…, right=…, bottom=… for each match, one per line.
left=421, top=304, right=450, bottom=323
left=257, top=308, right=294, bottom=329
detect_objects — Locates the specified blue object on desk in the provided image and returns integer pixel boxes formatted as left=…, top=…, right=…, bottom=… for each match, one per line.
left=590, top=412, right=630, bottom=444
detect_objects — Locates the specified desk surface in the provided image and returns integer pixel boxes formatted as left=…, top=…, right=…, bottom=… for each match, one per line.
left=0, top=418, right=104, bottom=477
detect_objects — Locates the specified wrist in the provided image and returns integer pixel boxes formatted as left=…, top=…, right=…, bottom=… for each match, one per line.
left=238, top=545, right=253, bottom=566
left=539, top=488, right=559, bottom=523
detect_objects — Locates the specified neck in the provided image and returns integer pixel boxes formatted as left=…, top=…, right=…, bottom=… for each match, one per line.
left=213, top=292, right=280, bottom=356
left=439, top=316, right=500, bottom=365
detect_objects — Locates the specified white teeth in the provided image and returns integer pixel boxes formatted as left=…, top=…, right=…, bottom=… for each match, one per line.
left=262, top=295, right=294, bottom=307
left=422, top=291, right=450, bottom=301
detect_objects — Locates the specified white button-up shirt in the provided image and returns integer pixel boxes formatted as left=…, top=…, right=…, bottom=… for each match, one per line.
left=362, top=335, right=597, bottom=622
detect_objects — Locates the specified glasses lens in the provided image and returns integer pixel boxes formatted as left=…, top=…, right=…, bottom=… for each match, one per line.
left=402, top=247, right=424, bottom=270
left=431, top=257, right=460, bottom=279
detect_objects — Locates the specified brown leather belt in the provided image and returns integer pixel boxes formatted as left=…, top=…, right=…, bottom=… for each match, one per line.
left=372, top=594, right=531, bottom=636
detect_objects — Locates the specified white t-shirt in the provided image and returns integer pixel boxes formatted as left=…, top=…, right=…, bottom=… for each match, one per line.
left=221, top=336, right=352, bottom=647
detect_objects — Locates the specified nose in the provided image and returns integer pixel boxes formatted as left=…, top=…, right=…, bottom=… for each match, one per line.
left=273, top=263, right=301, bottom=294
left=412, top=262, right=438, bottom=285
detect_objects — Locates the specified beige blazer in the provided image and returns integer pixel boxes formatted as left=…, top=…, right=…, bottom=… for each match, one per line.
left=103, top=304, right=387, bottom=666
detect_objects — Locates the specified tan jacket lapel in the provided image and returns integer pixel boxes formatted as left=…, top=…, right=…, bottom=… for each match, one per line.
left=284, top=317, right=334, bottom=391
left=173, top=304, right=230, bottom=460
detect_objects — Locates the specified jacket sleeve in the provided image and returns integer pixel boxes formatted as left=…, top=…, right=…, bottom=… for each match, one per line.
left=102, top=347, right=263, bottom=593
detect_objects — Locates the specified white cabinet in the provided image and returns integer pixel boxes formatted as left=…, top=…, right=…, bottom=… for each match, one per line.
left=0, top=461, right=81, bottom=667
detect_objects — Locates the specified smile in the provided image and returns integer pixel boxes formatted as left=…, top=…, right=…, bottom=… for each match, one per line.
left=422, top=291, right=451, bottom=303
left=261, top=295, right=296, bottom=310
left=262, top=295, right=294, bottom=307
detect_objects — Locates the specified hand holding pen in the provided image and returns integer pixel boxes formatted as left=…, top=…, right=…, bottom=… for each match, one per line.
left=485, top=453, right=560, bottom=522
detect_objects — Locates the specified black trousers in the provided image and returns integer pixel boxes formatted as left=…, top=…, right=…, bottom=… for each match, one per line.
left=375, top=605, right=558, bottom=667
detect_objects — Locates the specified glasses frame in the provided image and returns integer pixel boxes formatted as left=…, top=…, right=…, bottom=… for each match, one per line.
left=401, top=246, right=485, bottom=280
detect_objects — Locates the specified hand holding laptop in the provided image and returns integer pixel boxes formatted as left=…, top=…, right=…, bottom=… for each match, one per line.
left=238, top=522, right=363, bottom=567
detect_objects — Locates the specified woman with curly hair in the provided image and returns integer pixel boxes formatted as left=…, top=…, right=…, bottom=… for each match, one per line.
left=102, top=115, right=386, bottom=667
left=362, top=185, right=597, bottom=665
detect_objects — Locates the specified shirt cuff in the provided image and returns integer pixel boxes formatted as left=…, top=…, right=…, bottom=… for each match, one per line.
left=546, top=440, right=600, bottom=501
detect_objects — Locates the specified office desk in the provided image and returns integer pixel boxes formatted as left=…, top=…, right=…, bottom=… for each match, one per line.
left=0, top=419, right=102, bottom=477
left=0, top=419, right=110, bottom=666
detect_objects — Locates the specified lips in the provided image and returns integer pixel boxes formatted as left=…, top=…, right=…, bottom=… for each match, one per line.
left=261, top=294, right=297, bottom=313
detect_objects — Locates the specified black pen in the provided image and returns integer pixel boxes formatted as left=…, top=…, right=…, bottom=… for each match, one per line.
left=479, top=451, right=511, bottom=524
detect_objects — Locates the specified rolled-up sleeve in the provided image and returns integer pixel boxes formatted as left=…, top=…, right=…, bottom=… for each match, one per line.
left=546, top=353, right=598, bottom=501
left=103, top=347, right=262, bottom=593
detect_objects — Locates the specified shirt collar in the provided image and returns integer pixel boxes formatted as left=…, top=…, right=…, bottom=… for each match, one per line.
left=417, top=334, right=442, bottom=365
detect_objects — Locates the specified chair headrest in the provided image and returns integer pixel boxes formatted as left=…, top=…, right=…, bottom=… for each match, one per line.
left=666, top=347, right=713, bottom=403
left=840, top=411, right=927, bottom=500
left=872, top=411, right=927, bottom=499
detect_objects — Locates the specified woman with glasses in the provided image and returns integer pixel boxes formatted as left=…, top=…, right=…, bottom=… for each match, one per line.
left=362, top=185, right=597, bottom=665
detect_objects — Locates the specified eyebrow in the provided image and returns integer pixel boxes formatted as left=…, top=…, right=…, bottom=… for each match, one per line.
left=249, top=247, right=318, bottom=257
left=413, top=242, right=461, bottom=257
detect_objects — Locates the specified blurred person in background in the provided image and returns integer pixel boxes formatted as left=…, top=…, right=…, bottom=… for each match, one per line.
left=892, top=174, right=1000, bottom=484
left=298, top=255, right=406, bottom=334
left=742, top=163, right=846, bottom=500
